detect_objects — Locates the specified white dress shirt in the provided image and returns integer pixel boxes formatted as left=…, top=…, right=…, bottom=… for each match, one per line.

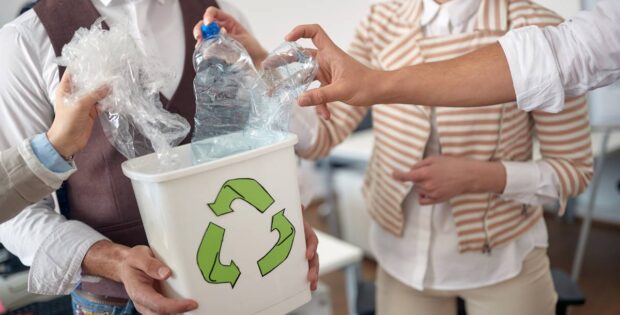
left=295, top=0, right=558, bottom=291
left=499, top=0, right=620, bottom=113
left=0, top=0, right=248, bottom=296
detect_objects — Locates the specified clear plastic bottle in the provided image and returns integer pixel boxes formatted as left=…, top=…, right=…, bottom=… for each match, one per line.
left=191, top=23, right=318, bottom=164
left=256, top=42, right=318, bottom=133
left=191, top=22, right=258, bottom=163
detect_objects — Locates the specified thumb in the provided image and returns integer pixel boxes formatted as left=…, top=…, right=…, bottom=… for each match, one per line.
left=298, top=84, right=341, bottom=108
left=57, top=71, right=74, bottom=96
left=130, top=247, right=172, bottom=280
left=77, top=85, right=109, bottom=109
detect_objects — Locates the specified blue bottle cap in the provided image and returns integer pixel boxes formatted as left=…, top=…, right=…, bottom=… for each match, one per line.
left=201, top=22, right=221, bottom=40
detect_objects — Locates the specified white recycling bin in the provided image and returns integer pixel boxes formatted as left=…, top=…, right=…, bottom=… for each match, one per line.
left=121, top=134, right=310, bottom=314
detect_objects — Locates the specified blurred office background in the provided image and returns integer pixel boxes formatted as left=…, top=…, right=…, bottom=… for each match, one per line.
left=1, top=0, right=618, bottom=314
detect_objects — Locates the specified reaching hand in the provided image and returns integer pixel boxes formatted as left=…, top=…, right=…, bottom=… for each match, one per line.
left=285, top=24, right=381, bottom=115
left=193, top=6, right=268, bottom=67
left=46, top=71, right=108, bottom=160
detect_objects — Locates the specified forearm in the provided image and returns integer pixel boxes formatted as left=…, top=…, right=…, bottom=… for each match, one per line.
left=82, top=240, right=130, bottom=282
left=377, top=43, right=516, bottom=107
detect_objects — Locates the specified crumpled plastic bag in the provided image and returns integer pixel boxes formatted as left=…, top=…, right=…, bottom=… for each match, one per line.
left=58, top=19, right=190, bottom=165
left=191, top=24, right=317, bottom=163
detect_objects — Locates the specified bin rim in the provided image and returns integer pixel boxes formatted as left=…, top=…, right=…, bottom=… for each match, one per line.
left=121, top=134, right=298, bottom=183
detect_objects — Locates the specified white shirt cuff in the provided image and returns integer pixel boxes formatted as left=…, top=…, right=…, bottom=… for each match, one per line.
left=499, top=26, right=565, bottom=113
left=289, top=105, right=319, bottom=152
left=500, top=160, right=560, bottom=206
left=28, top=221, right=108, bottom=295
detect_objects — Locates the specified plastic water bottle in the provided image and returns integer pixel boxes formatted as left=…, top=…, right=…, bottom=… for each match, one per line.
left=191, top=23, right=318, bottom=164
left=191, top=22, right=258, bottom=163
left=257, top=42, right=318, bottom=132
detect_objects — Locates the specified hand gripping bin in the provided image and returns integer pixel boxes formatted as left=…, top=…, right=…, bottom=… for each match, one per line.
left=121, top=134, right=310, bottom=314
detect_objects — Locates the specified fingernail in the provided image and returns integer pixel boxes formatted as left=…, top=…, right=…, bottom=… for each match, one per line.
left=187, top=301, right=199, bottom=311
left=158, top=267, right=170, bottom=278
left=298, top=96, right=309, bottom=106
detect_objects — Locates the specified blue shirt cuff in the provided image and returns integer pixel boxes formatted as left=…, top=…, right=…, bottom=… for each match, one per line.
left=30, top=133, right=73, bottom=173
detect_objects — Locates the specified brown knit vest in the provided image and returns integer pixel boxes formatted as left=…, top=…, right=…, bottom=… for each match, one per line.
left=34, top=0, right=218, bottom=299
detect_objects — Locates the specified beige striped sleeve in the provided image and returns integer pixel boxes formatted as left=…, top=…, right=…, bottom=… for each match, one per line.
left=508, top=1, right=593, bottom=213
left=296, top=12, right=374, bottom=160
left=507, top=0, right=564, bottom=29
left=532, top=96, right=593, bottom=214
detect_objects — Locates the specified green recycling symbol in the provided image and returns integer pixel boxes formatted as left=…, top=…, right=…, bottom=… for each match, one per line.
left=196, top=178, right=296, bottom=288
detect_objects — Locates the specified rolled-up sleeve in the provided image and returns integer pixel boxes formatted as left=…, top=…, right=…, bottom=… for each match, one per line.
left=499, top=0, right=620, bottom=112
left=0, top=137, right=76, bottom=222
left=499, top=26, right=565, bottom=113
left=0, top=201, right=107, bottom=296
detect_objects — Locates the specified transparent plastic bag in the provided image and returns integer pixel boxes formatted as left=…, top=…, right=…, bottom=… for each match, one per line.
left=191, top=23, right=317, bottom=163
left=58, top=19, right=190, bottom=165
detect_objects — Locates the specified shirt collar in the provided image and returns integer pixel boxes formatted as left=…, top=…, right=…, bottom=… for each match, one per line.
left=420, top=0, right=482, bottom=27
left=97, top=0, right=169, bottom=7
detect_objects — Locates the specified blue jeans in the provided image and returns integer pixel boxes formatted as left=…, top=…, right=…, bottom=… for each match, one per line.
left=71, top=292, right=138, bottom=315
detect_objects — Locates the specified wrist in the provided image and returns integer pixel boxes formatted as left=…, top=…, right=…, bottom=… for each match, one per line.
left=374, top=69, right=396, bottom=104
left=82, top=240, right=130, bottom=282
left=46, top=129, right=77, bottom=160
left=469, top=161, right=506, bottom=194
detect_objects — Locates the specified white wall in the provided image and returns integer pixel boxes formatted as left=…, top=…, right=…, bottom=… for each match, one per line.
left=227, top=0, right=372, bottom=50
left=1, top=1, right=581, bottom=39
left=0, top=0, right=30, bottom=26
left=225, top=0, right=581, bottom=50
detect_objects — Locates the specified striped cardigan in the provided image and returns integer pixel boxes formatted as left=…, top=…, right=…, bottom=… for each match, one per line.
left=298, top=0, right=593, bottom=253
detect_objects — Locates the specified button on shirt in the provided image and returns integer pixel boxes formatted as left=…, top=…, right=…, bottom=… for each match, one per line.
left=0, top=0, right=248, bottom=295
left=366, top=0, right=554, bottom=291
left=499, top=0, right=620, bottom=113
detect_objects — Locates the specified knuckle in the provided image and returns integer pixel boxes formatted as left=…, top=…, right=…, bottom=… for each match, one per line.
left=146, top=259, right=159, bottom=273
left=136, top=245, right=152, bottom=255
left=314, top=91, right=326, bottom=104
left=416, top=170, right=427, bottom=179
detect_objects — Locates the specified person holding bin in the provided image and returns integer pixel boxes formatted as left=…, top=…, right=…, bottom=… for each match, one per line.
left=0, top=1, right=319, bottom=314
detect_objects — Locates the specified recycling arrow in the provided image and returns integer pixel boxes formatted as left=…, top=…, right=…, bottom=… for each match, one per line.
left=196, top=222, right=241, bottom=288
left=257, top=209, right=296, bottom=276
left=198, top=178, right=297, bottom=288
left=208, top=178, right=274, bottom=216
